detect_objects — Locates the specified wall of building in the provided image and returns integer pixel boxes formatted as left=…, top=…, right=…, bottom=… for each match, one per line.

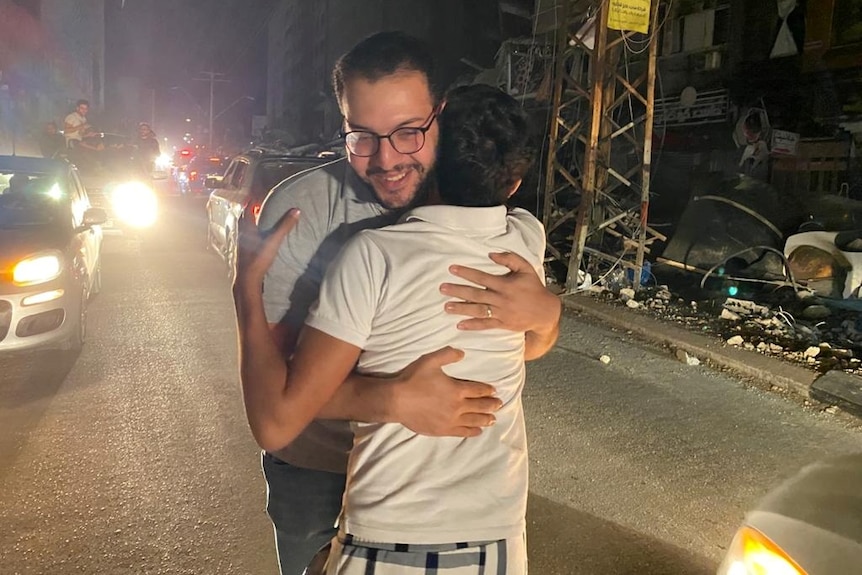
left=40, top=0, right=105, bottom=110
left=266, top=0, right=504, bottom=143
left=0, top=0, right=104, bottom=153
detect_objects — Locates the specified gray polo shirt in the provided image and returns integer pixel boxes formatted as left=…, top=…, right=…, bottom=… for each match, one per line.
left=258, top=158, right=398, bottom=474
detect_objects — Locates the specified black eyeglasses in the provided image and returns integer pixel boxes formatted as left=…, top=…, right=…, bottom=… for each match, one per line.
left=341, top=108, right=438, bottom=157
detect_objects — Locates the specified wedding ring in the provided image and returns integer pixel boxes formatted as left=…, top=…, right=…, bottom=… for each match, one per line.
left=485, top=305, right=493, bottom=319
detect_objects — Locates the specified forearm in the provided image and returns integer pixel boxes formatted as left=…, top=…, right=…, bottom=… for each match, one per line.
left=525, top=319, right=559, bottom=360
left=524, top=295, right=561, bottom=360
left=316, top=372, right=395, bottom=422
left=234, top=287, right=293, bottom=448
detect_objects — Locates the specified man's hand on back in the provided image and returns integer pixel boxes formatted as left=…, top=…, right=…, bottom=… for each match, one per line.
left=440, top=251, right=561, bottom=338
left=388, top=347, right=502, bottom=438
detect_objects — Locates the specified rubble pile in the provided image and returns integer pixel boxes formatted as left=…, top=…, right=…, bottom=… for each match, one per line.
left=593, top=285, right=862, bottom=376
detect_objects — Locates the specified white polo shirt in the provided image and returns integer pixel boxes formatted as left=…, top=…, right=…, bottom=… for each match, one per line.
left=306, top=204, right=546, bottom=544
left=64, top=111, right=87, bottom=145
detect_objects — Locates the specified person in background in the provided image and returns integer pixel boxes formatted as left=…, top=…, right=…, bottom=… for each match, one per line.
left=135, top=122, right=161, bottom=172
left=63, top=99, right=90, bottom=148
left=38, top=121, right=65, bottom=159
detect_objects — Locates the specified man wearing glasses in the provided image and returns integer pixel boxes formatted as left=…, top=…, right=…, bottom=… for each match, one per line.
left=243, top=32, right=561, bottom=575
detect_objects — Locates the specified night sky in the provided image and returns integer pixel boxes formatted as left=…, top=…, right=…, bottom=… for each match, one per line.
left=105, top=0, right=275, bottom=139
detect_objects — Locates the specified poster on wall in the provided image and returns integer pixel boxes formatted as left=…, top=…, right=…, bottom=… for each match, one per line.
left=607, top=0, right=652, bottom=34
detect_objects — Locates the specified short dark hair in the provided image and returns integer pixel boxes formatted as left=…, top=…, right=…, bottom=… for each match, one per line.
left=332, top=31, right=440, bottom=106
left=436, top=84, right=536, bottom=208
left=76, top=99, right=89, bottom=108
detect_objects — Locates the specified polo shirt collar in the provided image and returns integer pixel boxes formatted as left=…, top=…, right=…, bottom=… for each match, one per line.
left=344, top=161, right=388, bottom=215
left=402, top=205, right=508, bottom=236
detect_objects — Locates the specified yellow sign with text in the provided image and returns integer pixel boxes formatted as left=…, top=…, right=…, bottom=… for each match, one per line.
left=607, top=0, right=652, bottom=34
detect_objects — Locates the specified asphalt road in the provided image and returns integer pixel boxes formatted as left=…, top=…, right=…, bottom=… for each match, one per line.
left=1, top=196, right=860, bottom=575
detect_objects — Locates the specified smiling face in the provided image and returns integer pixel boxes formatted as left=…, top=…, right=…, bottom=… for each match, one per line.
left=339, top=70, right=438, bottom=210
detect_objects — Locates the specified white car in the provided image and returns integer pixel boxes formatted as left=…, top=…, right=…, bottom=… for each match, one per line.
left=0, top=156, right=106, bottom=352
left=718, top=453, right=862, bottom=574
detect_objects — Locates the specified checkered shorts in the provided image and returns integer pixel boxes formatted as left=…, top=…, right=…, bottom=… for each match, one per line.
left=306, top=533, right=527, bottom=575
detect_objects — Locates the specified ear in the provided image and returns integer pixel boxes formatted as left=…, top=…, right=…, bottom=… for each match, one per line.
left=506, top=178, right=523, bottom=198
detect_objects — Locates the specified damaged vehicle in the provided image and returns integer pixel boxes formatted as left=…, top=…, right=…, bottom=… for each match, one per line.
left=784, top=196, right=862, bottom=301
left=658, top=174, right=806, bottom=296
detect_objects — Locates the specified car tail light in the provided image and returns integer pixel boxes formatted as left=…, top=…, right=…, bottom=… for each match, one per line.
left=252, top=203, right=262, bottom=224
left=718, top=526, right=807, bottom=575
left=190, top=170, right=198, bottom=181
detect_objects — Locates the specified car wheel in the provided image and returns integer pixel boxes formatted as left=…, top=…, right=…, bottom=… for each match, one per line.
left=61, top=289, right=87, bottom=352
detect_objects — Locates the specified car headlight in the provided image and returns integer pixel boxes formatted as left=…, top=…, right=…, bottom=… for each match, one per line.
left=13, top=252, right=63, bottom=286
left=155, top=154, right=172, bottom=170
left=718, top=526, right=806, bottom=575
left=111, top=181, right=158, bottom=228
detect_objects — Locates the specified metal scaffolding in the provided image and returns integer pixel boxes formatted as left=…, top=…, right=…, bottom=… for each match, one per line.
left=540, top=0, right=664, bottom=292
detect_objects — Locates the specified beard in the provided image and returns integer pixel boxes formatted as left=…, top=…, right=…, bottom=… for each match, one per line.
left=366, top=162, right=434, bottom=211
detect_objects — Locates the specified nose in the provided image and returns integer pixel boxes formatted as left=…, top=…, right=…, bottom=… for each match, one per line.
left=370, top=137, right=404, bottom=170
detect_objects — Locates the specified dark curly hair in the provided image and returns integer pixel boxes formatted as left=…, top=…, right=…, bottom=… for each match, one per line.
left=332, top=31, right=441, bottom=107
left=436, top=84, right=535, bottom=207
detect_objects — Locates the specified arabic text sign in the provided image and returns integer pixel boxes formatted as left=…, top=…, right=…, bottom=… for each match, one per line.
left=770, top=129, right=799, bottom=156
left=608, top=0, right=651, bottom=34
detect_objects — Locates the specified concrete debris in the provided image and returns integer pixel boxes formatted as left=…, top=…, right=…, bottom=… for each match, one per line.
left=803, top=346, right=821, bottom=358
left=599, top=354, right=611, bottom=365
left=723, top=298, right=770, bottom=317
left=619, top=288, right=636, bottom=302
left=720, top=309, right=741, bottom=321
left=599, top=280, right=862, bottom=377
left=825, top=406, right=840, bottom=415
left=675, top=349, right=701, bottom=366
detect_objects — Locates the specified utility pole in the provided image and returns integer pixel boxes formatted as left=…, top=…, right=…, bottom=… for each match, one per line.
left=541, top=0, right=663, bottom=292
left=194, top=71, right=229, bottom=149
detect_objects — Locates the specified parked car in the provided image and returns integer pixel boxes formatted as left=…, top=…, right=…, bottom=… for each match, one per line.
left=717, top=452, right=862, bottom=575
left=74, top=133, right=160, bottom=236
left=178, top=154, right=228, bottom=196
left=0, top=155, right=107, bottom=352
left=205, top=148, right=334, bottom=276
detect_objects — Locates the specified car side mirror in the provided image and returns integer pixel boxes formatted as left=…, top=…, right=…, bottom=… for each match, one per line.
left=82, top=207, right=108, bottom=228
left=205, top=175, right=225, bottom=189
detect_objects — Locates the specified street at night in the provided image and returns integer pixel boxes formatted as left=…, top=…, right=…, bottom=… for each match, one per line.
left=2, top=1, right=862, bottom=573
left=1, top=198, right=859, bottom=574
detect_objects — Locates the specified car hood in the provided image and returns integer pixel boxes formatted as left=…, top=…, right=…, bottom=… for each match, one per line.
left=0, top=227, right=67, bottom=268
left=756, top=453, right=862, bottom=540
left=745, top=453, right=862, bottom=572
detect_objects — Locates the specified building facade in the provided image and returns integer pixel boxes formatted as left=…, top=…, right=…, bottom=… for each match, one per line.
left=0, top=0, right=104, bottom=152
left=265, top=0, right=513, bottom=144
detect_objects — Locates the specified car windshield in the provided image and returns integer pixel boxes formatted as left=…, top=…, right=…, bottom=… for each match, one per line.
left=0, top=171, right=67, bottom=228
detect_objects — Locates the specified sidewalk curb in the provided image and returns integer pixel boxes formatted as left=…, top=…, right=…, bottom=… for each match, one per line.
left=561, top=293, right=824, bottom=402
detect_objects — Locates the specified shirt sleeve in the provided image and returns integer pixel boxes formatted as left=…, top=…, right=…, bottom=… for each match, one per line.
left=259, top=173, right=329, bottom=327
left=305, top=232, right=386, bottom=350
left=509, top=208, right=547, bottom=286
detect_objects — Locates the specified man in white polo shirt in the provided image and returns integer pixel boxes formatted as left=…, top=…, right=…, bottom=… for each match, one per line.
left=238, top=32, right=561, bottom=575
left=236, top=84, right=543, bottom=574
